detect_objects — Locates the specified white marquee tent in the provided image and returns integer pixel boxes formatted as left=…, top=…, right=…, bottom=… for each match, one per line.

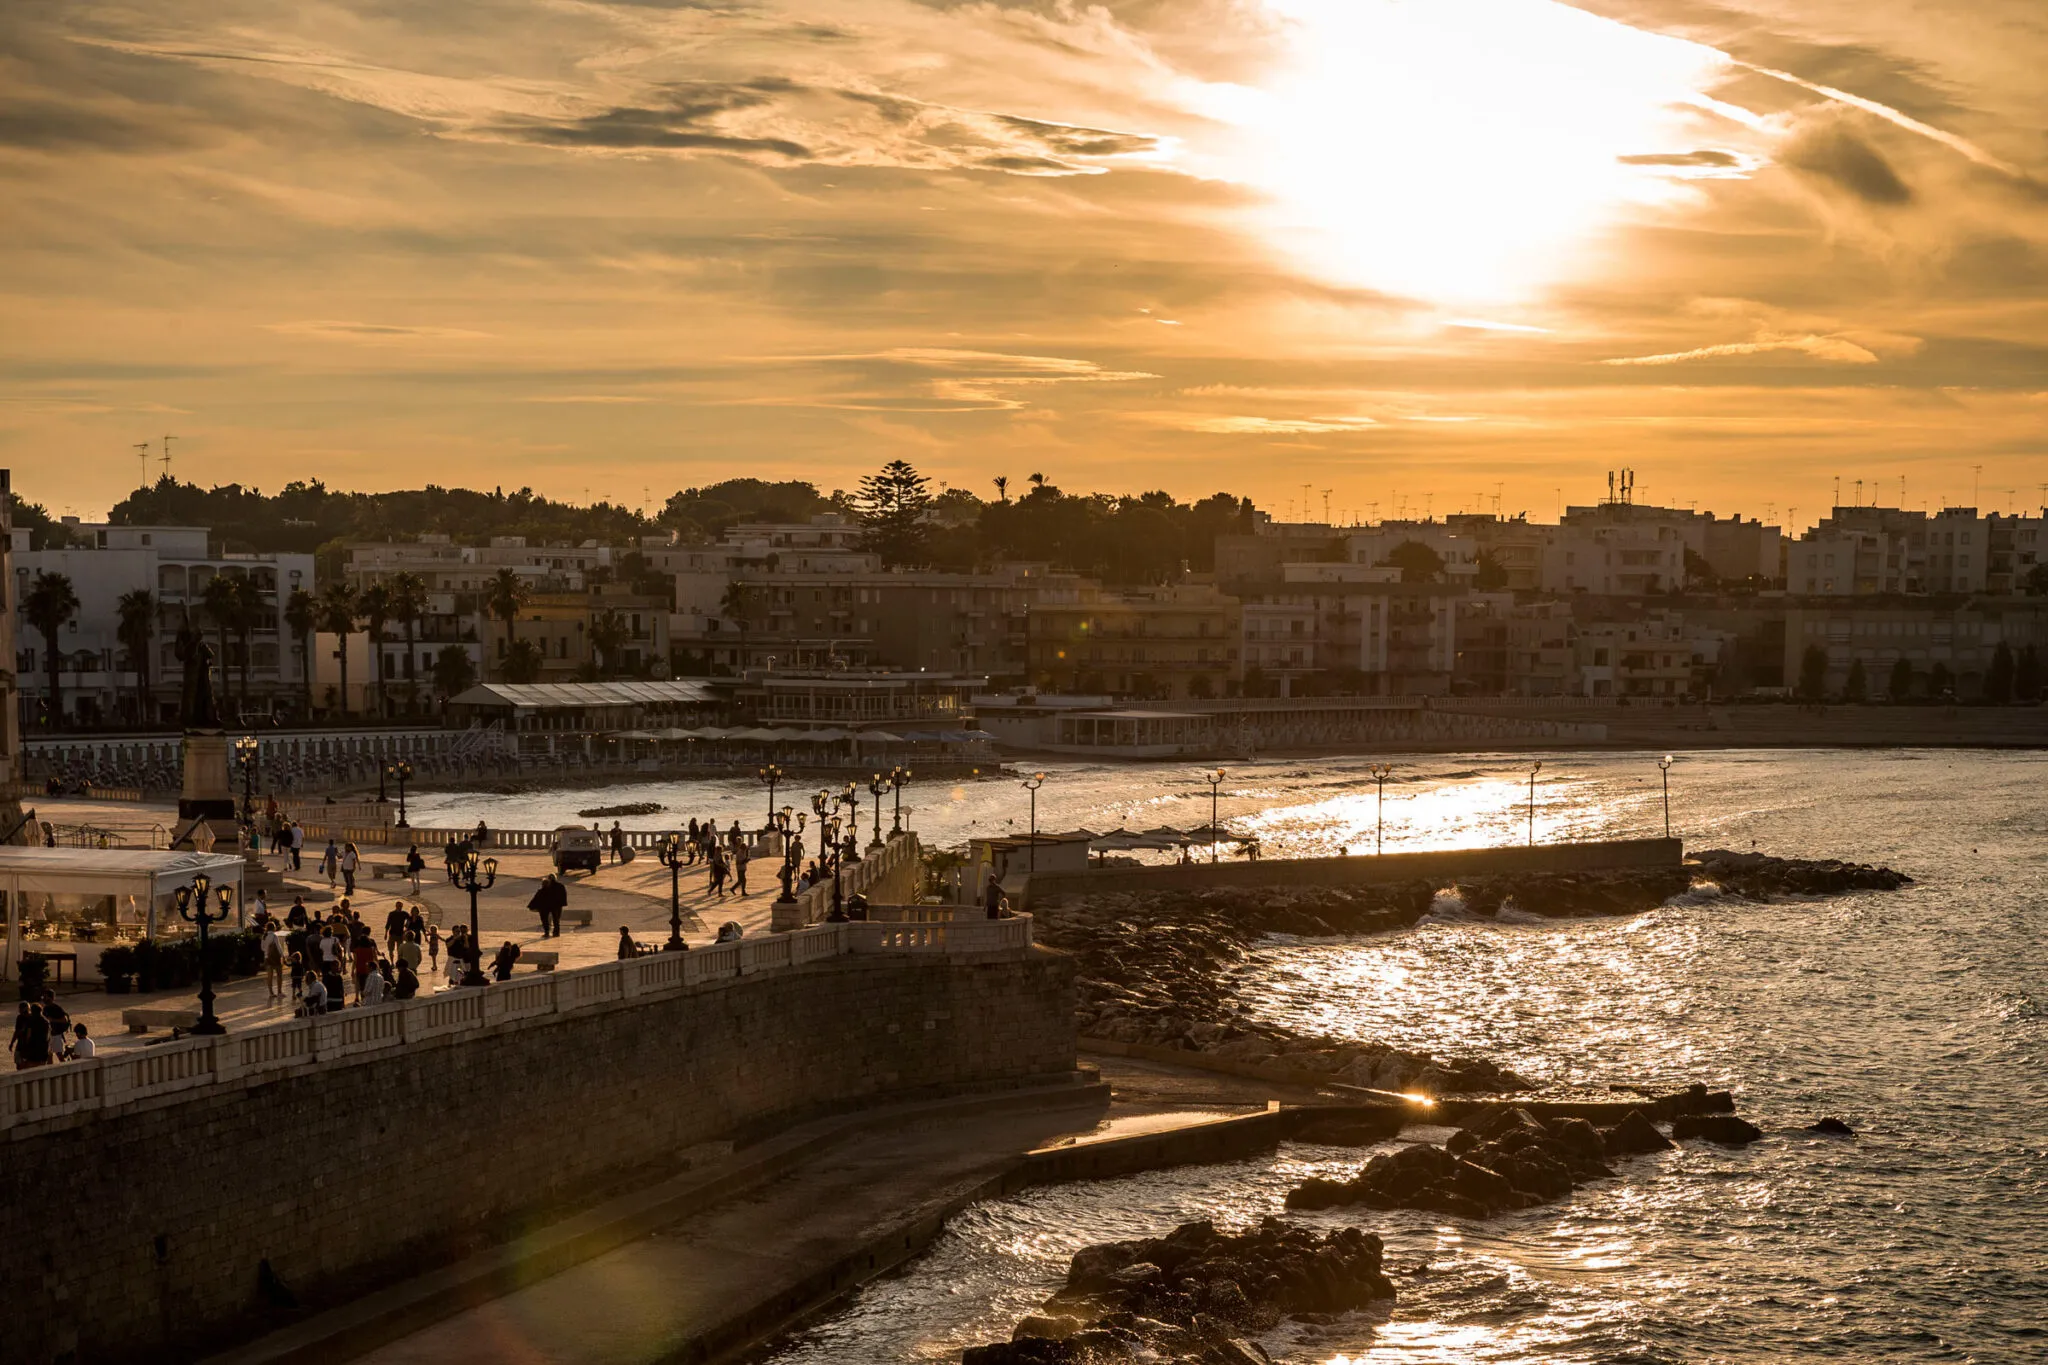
left=1, top=848, right=247, bottom=977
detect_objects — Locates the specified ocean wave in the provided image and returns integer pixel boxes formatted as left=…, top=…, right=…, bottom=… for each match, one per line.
left=1494, top=898, right=1547, bottom=925
left=1420, top=887, right=1481, bottom=924
left=1662, top=880, right=1727, bottom=909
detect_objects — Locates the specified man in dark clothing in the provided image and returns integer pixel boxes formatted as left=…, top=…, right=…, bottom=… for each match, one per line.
left=985, top=878, right=1007, bottom=919
left=528, top=875, right=568, bottom=937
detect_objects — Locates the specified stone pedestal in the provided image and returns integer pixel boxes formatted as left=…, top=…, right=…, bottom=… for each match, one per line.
left=179, top=730, right=237, bottom=823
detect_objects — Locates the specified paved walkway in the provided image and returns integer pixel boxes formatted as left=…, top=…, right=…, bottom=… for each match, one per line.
left=47, top=841, right=792, bottom=1054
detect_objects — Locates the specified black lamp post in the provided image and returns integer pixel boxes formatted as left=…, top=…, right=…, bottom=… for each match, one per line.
left=658, top=833, right=688, bottom=950
left=811, top=790, right=845, bottom=916
left=376, top=759, right=389, bottom=804
left=774, top=807, right=804, bottom=903
left=174, top=873, right=235, bottom=1035
left=759, top=764, right=784, bottom=828
left=888, top=766, right=911, bottom=835
left=840, top=782, right=862, bottom=864
left=234, top=736, right=258, bottom=829
left=867, top=773, right=888, bottom=848
left=1205, top=767, right=1225, bottom=864
left=1022, top=772, right=1045, bottom=874
left=1369, top=763, right=1392, bottom=855
left=454, top=849, right=497, bottom=987
left=1658, top=754, right=1674, bottom=838
left=1527, top=760, right=1543, bottom=847
left=388, top=760, right=413, bottom=828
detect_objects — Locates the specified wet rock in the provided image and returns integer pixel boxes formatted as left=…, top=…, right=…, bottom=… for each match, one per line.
left=1286, top=1112, right=1622, bottom=1218
left=1673, top=1113, right=1765, bottom=1146
left=1601, top=1109, right=1675, bottom=1157
left=1014, top=1314, right=1085, bottom=1341
left=1806, top=1117, right=1856, bottom=1137
left=972, top=1219, right=1394, bottom=1362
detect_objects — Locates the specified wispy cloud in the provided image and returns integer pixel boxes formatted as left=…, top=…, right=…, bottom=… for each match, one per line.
left=1601, top=335, right=1882, bottom=366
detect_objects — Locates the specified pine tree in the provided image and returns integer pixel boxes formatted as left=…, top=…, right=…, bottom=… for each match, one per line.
left=1887, top=656, right=1913, bottom=702
left=1984, top=641, right=2015, bottom=704
left=1844, top=658, right=1867, bottom=703
left=855, top=460, right=932, bottom=567
left=2016, top=645, right=2043, bottom=703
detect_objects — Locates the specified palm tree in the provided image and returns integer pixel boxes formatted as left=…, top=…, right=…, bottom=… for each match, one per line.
left=317, top=582, right=360, bottom=717
left=485, top=568, right=529, bottom=680
left=23, top=571, right=80, bottom=731
left=387, top=571, right=429, bottom=716
left=993, top=475, right=1009, bottom=504
left=501, top=637, right=544, bottom=684
left=431, top=644, right=477, bottom=714
left=200, top=574, right=240, bottom=720
left=719, top=579, right=755, bottom=673
left=228, top=575, right=267, bottom=716
left=284, top=588, right=318, bottom=719
left=359, top=583, right=392, bottom=719
left=589, top=608, right=630, bottom=678
left=115, top=588, right=156, bottom=725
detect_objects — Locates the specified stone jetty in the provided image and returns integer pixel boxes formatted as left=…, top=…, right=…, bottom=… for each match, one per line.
left=1035, top=850, right=1910, bottom=1095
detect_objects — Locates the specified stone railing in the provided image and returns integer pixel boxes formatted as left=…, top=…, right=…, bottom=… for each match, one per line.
left=771, top=832, right=924, bottom=930
left=0, top=907, right=1032, bottom=1137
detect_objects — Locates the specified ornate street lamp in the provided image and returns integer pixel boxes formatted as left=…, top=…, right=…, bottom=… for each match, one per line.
left=234, top=735, right=259, bottom=829
left=173, top=873, right=236, bottom=1035
left=1204, top=768, right=1226, bottom=865
left=774, top=807, right=805, bottom=903
left=657, top=833, right=688, bottom=951
left=758, top=764, right=784, bottom=828
left=1658, top=754, right=1675, bottom=838
left=840, top=781, right=862, bottom=864
left=1021, top=772, right=1046, bottom=874
left=1527, top=760, right=1543, bottom=847
left=811, top=789, right=845, bottom=916
left=1369, top=763, right=1393, bottom=855
left=453, top=849, right=497, bottom=987
left=867, top=772, right=888, bottom=848
left=387, top=760, right=413, bottom=828
left=887, top=766, right=911, bottom=836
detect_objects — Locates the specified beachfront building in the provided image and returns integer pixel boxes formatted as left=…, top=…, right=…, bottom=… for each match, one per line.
left=1025, top=579, right=1239, bottom=701
left=13, top=521, right=314, bottom=728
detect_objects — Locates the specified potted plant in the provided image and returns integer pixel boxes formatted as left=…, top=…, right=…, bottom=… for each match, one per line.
left=97, top=944, right=136, bottom=994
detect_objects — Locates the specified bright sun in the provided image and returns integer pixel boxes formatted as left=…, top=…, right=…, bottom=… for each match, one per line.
left=1188, top=0, right=1739, bottom=306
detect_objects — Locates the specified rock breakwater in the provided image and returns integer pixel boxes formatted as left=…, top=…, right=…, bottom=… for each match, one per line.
left=962, top=1217, right=1393, bottom=1365
left=1038, top=851, right=1909, bottom=1094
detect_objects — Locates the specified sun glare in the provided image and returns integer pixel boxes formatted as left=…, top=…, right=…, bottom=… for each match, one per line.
left=1193, top=0, right=1735, bottom=304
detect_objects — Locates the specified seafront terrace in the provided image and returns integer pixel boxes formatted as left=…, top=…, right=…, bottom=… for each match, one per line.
left=1, top=906, right=1033, bottom=1135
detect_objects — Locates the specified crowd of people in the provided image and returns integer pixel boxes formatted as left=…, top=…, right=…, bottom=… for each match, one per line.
left=9, top=992, right=92, bottom=1069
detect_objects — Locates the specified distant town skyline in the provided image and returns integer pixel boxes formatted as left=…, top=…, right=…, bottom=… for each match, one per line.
left=4, top=0, right=2044, bottom=524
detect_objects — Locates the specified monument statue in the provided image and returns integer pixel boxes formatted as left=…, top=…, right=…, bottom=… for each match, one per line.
left=174, top=615, right=221, bottom=730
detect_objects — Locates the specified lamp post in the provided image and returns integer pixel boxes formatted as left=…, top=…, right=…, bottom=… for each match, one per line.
left=840, top=782, right=862, bottom=864
left=174, top=873, right=235, bottom=1035
left=658, top=833, right=688, bottom=950
left=1658, top=754, right=1674, bottom=838
left=812, top=789, right=844, bottom=916
left=774, top=807, right=804, bottom=903
left=1526, top=760, right=1543, bottom=847
left=387, top=760, right=413, bottom=828
left=1205, top=768, right=1226, bottom=864
left=1021, top=772, right=1045, bottom=874
left=376, top=759, right=389, bottom=805
left=758, top=764, right=784, bottom=828
left=1369, top=763, right=1392, bottom=855
left=867, top=773, right=888, bottom=848
left=888, top=766, right=911, bottom=835
left=453, top=849, right=497, bottom=987
left=234, top=735, right=258, bottom=829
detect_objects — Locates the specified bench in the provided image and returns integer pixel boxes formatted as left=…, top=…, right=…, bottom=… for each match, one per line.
left=559, top=909, right=594, bottom=927
left=369, top=862, right=409, bottom=879
left=122, top=1008, right=200, bottom=1034
left=522, top=951, right=560, bottom=972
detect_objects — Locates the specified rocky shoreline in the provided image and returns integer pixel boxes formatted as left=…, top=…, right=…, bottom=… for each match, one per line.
left=1035, top=851, right=1910, bottom=1096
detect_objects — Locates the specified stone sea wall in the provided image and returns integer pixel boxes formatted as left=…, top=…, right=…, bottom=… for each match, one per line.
left=0, top=950, right=1076, bottom=1365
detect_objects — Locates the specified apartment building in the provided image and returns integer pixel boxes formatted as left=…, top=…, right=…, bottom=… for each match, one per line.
left=14, top=522, right=315, bottom=727
left=1233, top=564, right=1461, bottom=696
left=1790, top=506, right=1994, bottom=597
left=1783, top=599, right=2048, bottom=698
left=1026, top=579, right=1240, bottom=700
left=1574, top=613, right=1724, bottom=699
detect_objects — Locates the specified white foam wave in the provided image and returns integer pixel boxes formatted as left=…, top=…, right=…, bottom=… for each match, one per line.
left=1419, top=887, right=1479, bottom=924
left=1662, top=879, right=1726, bottom=909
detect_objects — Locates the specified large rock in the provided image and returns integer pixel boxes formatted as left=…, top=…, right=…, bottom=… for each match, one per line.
left=1673, top=1113, right=1765, bottom=1147
left=1601, top=1109, right=1674, bottom=1157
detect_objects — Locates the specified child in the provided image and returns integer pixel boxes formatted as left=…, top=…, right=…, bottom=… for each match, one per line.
left=288, top=951, right=306, bottom=1001
left=67, top=1023, right=95, bottom=1060
left=427, top=924, right=441, bottom=971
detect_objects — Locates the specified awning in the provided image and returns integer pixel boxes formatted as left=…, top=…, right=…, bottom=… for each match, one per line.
left=2, top=848, right=248, bottom=973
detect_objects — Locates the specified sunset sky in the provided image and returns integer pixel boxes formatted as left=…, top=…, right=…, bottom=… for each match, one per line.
left=4, top=0, right=2045, bottom=529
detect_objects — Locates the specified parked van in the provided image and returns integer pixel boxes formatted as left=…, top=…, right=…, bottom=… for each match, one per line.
left=551, top=826, right=603, bottom=873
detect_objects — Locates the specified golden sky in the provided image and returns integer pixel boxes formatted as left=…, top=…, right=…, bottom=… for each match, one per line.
left=4, top=0, right=2045, bottom=529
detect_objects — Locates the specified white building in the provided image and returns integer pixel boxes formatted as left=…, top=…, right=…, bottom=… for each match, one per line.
left=1540, top=523, right=1690, bottom=596
left=13, top=522, right=315, bottom=728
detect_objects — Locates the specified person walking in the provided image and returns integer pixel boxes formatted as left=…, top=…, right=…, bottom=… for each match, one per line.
left=397, top=931, right=422, bottom=979
left=262, top=921, right=285, bottom=999
left=528, top=874, right=567, bottom=937
left=290, top=820, right=305, bottom=870
left=685, top=818, right=701, bottom=865
left=384, top=902, right=409, bottom=957
left=288, top=951, right=306, bottom=1001
left=405, top=843, right=425, bottom=894
left=12, top=1003, right=51, bottom=1070
left=609, top=821, right=626, bottom=866
left=340, top=842, right=360, bottom=897
left=321, top=838, right=339, bottom=889
left=707, top=846, right=728, bottom=900
left=490, top=940, right=521, bottom=982
left=427, top=924, right=442, bottom=973
left=733, top=843, right=749, bottom=896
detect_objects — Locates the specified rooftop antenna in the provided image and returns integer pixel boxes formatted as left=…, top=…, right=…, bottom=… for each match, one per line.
left=1832, top=475, right=1840, bottom=508
left=1854, top=478, right=1864, bottom=507
left=1322, top=489, right=1332, bottom=523
left=1607, top=470, right=1615, bottom=505
left=160, top=434, right=176, bottom=479
left=1972, top=464, right=1982, bottom=508
left=1494, top=482, right=1503, bottom=516
left=133, top=441, right=151, bottom=487
left=1900, top=474, right=1906, bottom=507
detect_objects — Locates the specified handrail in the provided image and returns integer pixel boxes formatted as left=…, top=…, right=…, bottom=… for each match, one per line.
left=0, top=901, right=1029, bottom=1136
